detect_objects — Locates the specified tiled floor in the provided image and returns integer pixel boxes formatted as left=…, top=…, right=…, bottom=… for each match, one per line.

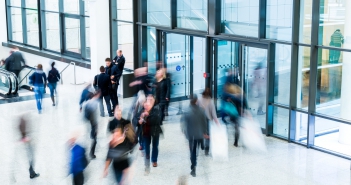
left=0, top=83, right=350, bottom=185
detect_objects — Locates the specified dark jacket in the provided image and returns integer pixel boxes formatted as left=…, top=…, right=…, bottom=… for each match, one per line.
left=105, top=64, right=118, bottom=85
left=70, top=144, right=88, bottom=175
left=134, top=105, right=162, bottom=137
left=181, top=105, right=208, bottom=140
left=93, top=73, right=111, bottom=96
left=29, top=70, right=47, bottom=87
left=155, top=78, right=170, bottom=105
left=47, top=67, right=60, bottom=83
left=5, top=51, right=26, bottom=71
left=135, top=74, right=152, bottom=95
left=79, top=88, right=93, bottom=109
left=113, top=55, right=125, bottom=79
left=108, top=118, right=130, bottom=133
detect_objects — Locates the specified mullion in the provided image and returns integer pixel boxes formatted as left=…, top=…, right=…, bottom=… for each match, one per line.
left=21, top=0, right=27, bottom=44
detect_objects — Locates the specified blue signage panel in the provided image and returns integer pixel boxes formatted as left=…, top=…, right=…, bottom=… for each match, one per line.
left=176, top=65, right=181, bottom=71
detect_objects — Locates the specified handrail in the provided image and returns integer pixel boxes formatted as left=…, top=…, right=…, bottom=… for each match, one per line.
left=60, top=62, right=84, bottom=85
left=18, top=65, right=36, bottom=85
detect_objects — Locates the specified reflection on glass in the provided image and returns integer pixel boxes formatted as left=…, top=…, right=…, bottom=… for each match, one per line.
left=45, top=13, right=60, bottom=52
left=84, top=0, right=89, bottom=15
left=177, top=0, right=208, bottom=31
left=26, top=10, right=39, bottom=47
left=266, top=0, right=293, bottom=41
left=25, top=0, right=37, bottom=9
left=297, top=46, right=310, bottom=109
left=10, top=0, right=21, bottom=7
left=64, top=0, right=80, bottom=14
left=273, top=106, right=289, bottom=138
left=319, top=0, right=351, bottom=49
left=147, top=0, right=170, bottom=26
left=11, top=8, right=23, bottom=43
left=221, top=0, right=259, bottom=37
left=65, top=18, right=81, bottom=54
left=117, top=22, right=133, bottom=70
left=315, top=118, right=351, bottom=157
left=274, top=44, right=291, bottom=105
left=44, top=0, right=59, bottom=11
left=85, top=18, right=90, bottom=59
left=192, top=37, right=206, bottom=95
left=316, top=49, right=351, bottom=121
left=117, top=0, right=133, bottom=21
left=299, top=0, right=312, bottom=43
left=293, top=112, right=308, bottom=144
left=147, top=27, right=156, bottom=74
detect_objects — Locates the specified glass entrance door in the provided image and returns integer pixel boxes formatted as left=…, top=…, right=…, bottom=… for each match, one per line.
left=164, top=33, right=206, bottom=100
left=216, top=40, right=268, bottom=130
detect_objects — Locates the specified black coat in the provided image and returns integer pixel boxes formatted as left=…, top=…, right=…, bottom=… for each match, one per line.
left=93, top=73, right=111, bottom=96
left=113, top=55, right=125, bottom=80
left=105, top=64, right=118, bottom=85
left=155, top=78, right=170, bottom=105
left=108, top=118, right=130, bottom=133
left=47, top=67, right=60, bottom=83
left=5, top=51, right=26, bottom=71
left=133, top=105, right=162, bottom=137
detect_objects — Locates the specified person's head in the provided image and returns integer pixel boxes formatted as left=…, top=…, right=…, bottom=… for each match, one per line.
left=37, top=64, right=43, bottom=70
left=116, top=50, right=122, bottom=57
left=190, top=94, right=198, bottom=105
left=202, top=88, right=212, bottom=98
left=100, top=66, right=105, bottom=73
left=12, top=46, right=19, bottom=51
left=0, top=59, right=5, bottom=65
left=114, top=105, right=122, bottom=120
left=336, top=29, right=341, bottom=32
left=156, top=68, right=166, bottom=80
left=112, top=125, right=135, bottom=144
left=105, top=58, right=112, bottom=67
left=144, top=95, right=155, bottom=112
left=51, top=61, right=55, bottom=68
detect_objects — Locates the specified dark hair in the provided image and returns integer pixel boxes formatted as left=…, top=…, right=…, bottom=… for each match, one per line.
left=100, top=66, right=105, bottom=72
left=37, top=64, right=43, bottom=70
left=190, top=94, right=198, bottom=105
left=105, top=58, right=111, bottom=62
left=202, top=88, right=212, bottom=98
left=51, top=61, right=55, bottom=68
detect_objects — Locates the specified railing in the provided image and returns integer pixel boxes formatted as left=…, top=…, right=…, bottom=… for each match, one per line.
left=18, top=65, right=36, bottom=85
left=60, top=62, right=85, bottom=85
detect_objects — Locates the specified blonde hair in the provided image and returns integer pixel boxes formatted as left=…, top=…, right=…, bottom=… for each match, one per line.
left=114, top=124, right=135, bottom=143
left=225, top=84, right=242, bottom=95
left=157, top=68, right=167, bottom=79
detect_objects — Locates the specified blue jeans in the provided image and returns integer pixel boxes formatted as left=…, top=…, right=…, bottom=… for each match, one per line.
left=143, top=135, right=160, bottom=167
left=34, top=86, right=44, bottom=111
left=48, top=82, right=57, bottom=97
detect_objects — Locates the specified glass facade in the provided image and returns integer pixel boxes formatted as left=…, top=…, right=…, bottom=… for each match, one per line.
left=177, top=0, right=207, bottom=31
left=6, top=0, right=90, bottom=60
left=146, top=0, right=170, bottom=26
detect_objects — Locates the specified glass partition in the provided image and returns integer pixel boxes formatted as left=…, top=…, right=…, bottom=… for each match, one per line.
left=147, top=0, right=170, bottom=26
left=274, top=43, right=291, bottom=105
left=177, top=0, right=208, bottom=31
left=266, top=0, right=293, bottom=41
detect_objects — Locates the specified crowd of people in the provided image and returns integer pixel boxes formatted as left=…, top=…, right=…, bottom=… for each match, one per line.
left=5, top=48, right=264, bottom=185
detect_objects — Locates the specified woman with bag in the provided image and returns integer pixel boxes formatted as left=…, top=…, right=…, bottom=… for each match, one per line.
left=47, top=61, right=60, bottom=106
left=29, top=64, right=47, bottom=114
left=104, top=125, right=135, bottom=184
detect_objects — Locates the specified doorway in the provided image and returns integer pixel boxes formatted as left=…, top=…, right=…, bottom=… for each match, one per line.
left=216, top=40, right=268, bottom=130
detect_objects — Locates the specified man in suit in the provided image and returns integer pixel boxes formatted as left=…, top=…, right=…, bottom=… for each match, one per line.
left=113, top=50, right=125, bottom=104
left=94, top=66, right=113, bottom=117
left=5, top=47, right=26, bottom=77
left=105, top=58, right=118, bottom=112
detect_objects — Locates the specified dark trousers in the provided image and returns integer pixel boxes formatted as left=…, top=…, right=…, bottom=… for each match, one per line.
left=110, top=86, right=118, bottom=111
left=231, top=118, right=240, bottom=145
left=99, top=95, right=112, bottom=116
left=12, top=69, right=21, bottom=77
left=159, top=104, right=166, bottom=123
left=189, top=138, right=202, bottom=169
left=73, top=172, right=84, bottom=185
left=143, top=135, right=160, bottom=167
left=89, top=117, right=97, bottom=155
left=114, top=169, right=123, bottom=184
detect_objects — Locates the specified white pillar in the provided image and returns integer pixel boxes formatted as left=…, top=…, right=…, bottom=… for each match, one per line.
left=89, top=0, right=110, bottom=79
left=338, top=1, right=351, bottom=145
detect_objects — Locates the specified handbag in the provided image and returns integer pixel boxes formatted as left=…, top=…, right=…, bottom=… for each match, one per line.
left=107, top=148, right=131, bottom=161
left=223, top=101, right=238, bottom=118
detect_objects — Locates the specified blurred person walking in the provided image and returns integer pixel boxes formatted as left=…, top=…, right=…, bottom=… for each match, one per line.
left=94, top=66, right=113, bottom=117
left=5, top=47, right=26, bottom=77
left=108, top=106, right=130, bottom=133
left=47, top=61, right=60, bottom=106
left=197, top=88, right=219, bottom=155
left=105, top=58, right=119, bottom=112
left=104, top=125, right=136, bottom=184
left=84, top=91, right=100, bottom=159
left=68, top=133, right=88, bottom=185
left=154, top=68, right=170, bottom=123
left=181, top=95, right=208, bottom=177
left=253, top=61, right=266, bottom=115
left=136, top=95, right=162, bottom=174
left=79, top=84, right=94, bottom=112
left=18, top=114, right=40, bottom=179
left=29, top=64, right=47, bottom=114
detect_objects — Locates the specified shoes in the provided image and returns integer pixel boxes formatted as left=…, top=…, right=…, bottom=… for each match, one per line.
left=52, top=103, right=55, bottom=106
left=90, top=154, right=96, bottom=159
left=30, top=173, right=40, bottom=179
left=190, top=167, right=196, bottom=177
left=152, top=162, right=157, bottom=167
left=205, top=150, right=209, bottom=156
left=234, top=143, right=238, bottom=147
left=144, top=168, right=150, bottom=176
left=139, top=146, right=143, bottom=150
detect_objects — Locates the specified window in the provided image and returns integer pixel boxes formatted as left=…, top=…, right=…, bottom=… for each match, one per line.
left=177, top=0, right=208, bottom=31
left=266, top=0, right=293, bottom=41
left=274, top=43, right=291, bottom=105
left=146, top=0, right=170, bottom=26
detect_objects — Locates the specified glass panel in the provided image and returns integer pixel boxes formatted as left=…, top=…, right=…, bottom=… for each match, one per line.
left=45, top=13, right=60, bottom=52
left=221, top=0, right=259, bottom=37
left=84, top=0, right=89, bottom=15
left=299, top=0, right=312, bottom=44
left=26, top=10, right=39, bottom=47
left=116, top=0, right=133, bottom=21
left=319, top=0, right=351, bottom=50
left=11, top=8, right=23, bottom=43
left=65, top=17, right=81, bottom=54
left=10, top=0, right=21, bottom=7
left=147, top=27, right=157, bottom=74
left=117, top=22, right=133, bottom=70
left=147, top=0, right=170, bottom=26
left=25, top=0, right=37, bottom=9
left=266, top=0, right=293, bottom=41
left=274, top=44, right=291, bottom=105
left=85, top=17, right=90, bottom=59
left=0, top=75, right=11, bottom=95
left=315, top=118, right=351, bottom=157
left=177, top=0, right=208, bottom=31
left=273, top=106, right=289, bottom=138
left=64, top=0, right=80, bottom=14
left=293, top=112, right=308, bottom=144
left=243, top=46, right=267, bottom=129
left=44, top=0, right=59, bottom=11
left=297, top=46, right=310, bottom=109
left=316, top=49, right=351, bottom=121
left=192, top=37, right=206, bottom=95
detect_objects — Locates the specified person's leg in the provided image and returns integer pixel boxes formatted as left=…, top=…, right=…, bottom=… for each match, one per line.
left=143, top=136, right=151, bottom=168
left=90, top=122, right=97, bottom=158
left=73, top=172, right=84, bottom=185
left=98, top=96, right=104, bottom=117
left=27, top=142, right=39, bottom=179
left=115, top=85, right=119, bottom=105
left=160, top=104, right=165, bottom=122
left=151, top=135, right=160, bottom=165
left=104, top=95, right=113, bottom=116
left=110, top=90, right=117, bottom=112
left=233, top=120, right=239, bottom=147
left=113, top=168, right=123, bottom=184
left=48, top=83, right=54, bottom=104
left=34, top=87, right=42, bottom=112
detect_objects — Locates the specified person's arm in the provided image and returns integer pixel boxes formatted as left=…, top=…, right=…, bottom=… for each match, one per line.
left=113, top=56, right=117, bottom=63
left=165, top=78, right=170, bottom=100
left=210, top=101, right=219, bottom=124
left=93, top=75, right=97, bottom=87
left=56, top=70, right=61, bottom=80
left=103, top=159, right=112, bottom=177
